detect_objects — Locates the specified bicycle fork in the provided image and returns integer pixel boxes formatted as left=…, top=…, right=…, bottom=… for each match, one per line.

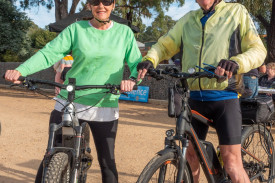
left=176, top=139, right=189, bottom=183
left=70, top=126, right=83, bottom=182
left=162, top=129, right=190, bottom=183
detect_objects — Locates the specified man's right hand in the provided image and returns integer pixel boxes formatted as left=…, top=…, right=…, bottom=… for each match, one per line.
left=4, top=70, right=22, bottom=84
left=137, top=60, right=153, bottom=81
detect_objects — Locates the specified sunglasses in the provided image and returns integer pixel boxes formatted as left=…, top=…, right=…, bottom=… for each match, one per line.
left=90, top=0, right=114, bottom=6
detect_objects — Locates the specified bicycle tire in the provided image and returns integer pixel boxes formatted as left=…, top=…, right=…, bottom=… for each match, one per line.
left=241, top=124, right=275, bottom=183
left=44, top=152, right=70, bottom=183
left=137, top=151, right=193, bottom=183
left=78, top=122, right=92, bottom=183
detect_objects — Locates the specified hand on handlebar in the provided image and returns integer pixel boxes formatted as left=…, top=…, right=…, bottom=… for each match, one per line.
left=137, top=60, right=154, bottom=82
left=120, top=79, right=136, bottom=93
left=4, top=70, right=22, bottom=84
left=215, top=59, right=239, bottom=79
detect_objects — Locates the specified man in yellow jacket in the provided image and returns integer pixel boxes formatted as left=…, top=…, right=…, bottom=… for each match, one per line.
left=137, top=0, right=266, bottom=182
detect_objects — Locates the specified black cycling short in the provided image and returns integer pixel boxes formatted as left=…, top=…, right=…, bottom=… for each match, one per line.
left=188, top=98, right=242, bottom=145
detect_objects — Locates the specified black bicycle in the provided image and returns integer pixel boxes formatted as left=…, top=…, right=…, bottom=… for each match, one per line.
left=13, top=76, right=136, bottom=183
left=137, top=67, right=275, bottom=183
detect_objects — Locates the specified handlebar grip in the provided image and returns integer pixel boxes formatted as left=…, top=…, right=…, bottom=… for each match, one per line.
left=2, top=73, right=25, bottom=82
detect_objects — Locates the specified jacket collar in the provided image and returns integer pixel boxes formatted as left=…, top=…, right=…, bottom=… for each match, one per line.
left=197, top=0, right=226, bottom=18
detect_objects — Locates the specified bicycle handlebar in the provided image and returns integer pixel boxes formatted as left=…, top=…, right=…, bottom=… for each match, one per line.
left=147, top=67, right=227, bottom=83
left=17, top=76, right=138, bottom=90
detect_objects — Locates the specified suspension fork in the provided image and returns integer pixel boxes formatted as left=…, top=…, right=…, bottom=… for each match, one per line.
left=71, top=126, right=83, bottom=183
left=41, top=123, right=59, bottom=183
left=176, top=137, right=189, bottom=183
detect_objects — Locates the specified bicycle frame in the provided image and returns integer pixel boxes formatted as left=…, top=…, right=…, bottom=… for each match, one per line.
left=41, top=78, right=91, bottom=183
left=137, top=67, right=274, bottom=183
left=8, top=76, right=133, bottom=182
left=161, top=78, right=227, bottom=183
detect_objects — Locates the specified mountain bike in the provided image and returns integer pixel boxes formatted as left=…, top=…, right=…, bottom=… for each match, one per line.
left=13, top=76, right=136, bottom=183
left=137, top=67, right=275, bottom=183
left=241, top=93, right=275, bottom=182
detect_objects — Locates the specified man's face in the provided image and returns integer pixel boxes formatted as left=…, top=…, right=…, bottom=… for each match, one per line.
left=196, top=0, right=215, bottom=10
left=267, top=66, right=275, bottom=78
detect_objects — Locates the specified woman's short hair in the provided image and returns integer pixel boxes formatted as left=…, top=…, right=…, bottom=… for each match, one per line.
left=267, top=63, right=275, bottom=70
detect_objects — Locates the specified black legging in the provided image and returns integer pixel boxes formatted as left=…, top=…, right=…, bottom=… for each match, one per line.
left=35, top=110, right=118, bottom=183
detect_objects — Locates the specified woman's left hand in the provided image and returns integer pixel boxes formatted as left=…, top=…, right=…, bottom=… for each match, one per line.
left=120, top=80, right=136, bottom=92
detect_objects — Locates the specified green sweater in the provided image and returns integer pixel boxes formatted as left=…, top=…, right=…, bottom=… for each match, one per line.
left=16, top=21, right=142, bottom=107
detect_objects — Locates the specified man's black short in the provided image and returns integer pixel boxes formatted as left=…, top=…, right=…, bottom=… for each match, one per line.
left=188, top=98, right=242, bottom=145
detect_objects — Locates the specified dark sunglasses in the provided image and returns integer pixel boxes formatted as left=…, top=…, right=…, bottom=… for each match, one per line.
left=90, top=0, right=114, bottom=6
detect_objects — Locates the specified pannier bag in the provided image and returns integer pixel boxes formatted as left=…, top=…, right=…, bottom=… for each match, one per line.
left=168, top=86, right=183, bottom=118
left=240, top=95, right=274, bottom=123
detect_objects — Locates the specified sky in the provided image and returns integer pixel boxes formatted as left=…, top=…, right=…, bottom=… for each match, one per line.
left=21, top=1, right=200, bottom=28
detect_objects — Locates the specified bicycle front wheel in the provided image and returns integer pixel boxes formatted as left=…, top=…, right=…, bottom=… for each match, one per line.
left=44, top=152, right=70, bottom=183
left=137, top=151, right=193, bottom=183
left=241, top=124, right=275, bottom=183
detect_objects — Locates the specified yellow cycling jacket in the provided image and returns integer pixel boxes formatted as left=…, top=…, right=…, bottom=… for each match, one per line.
left=144, top=1, right=267, bottom=92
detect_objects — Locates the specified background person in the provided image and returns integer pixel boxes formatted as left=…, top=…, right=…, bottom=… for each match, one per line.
left=259, top=62, right=275, bottom=100
left=53, top=53, right=73, bottom=94
left=137, top=0, right=266, bottom=182
left=241, top=64, right=266, bottom=98
left=4, top=0, right=142, bottom=182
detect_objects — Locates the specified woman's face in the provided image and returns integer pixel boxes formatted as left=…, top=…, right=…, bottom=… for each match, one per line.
left=89, top=0, right=115, bottom=21
left=196, top=0, right=215, bottom=10
left=267, top=66, right=275, bottom=78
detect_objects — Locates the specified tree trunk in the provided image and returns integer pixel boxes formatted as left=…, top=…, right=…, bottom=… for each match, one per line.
left=266, top=0, right=275, bottom=63
left=69, top=0, right=80, bottom=15
left=54, top=0, right=69, bottom=21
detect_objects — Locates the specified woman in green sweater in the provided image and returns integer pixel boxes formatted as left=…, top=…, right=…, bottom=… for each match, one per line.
left=4, top=0, right=142, bottom=182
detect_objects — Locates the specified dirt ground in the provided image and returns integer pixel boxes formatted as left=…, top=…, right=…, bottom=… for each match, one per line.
left=1, top=87, right=267, bottom=183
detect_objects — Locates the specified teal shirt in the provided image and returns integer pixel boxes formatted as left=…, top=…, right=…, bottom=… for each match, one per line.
left=16, top=21, right=142, bottom=107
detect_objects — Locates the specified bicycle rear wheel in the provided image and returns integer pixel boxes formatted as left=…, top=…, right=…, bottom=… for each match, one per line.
left=44, top=152, right=70, bottom=183
left=137, top=151, right=193, bottom=183
left=241, top=124, right=275, bottom=183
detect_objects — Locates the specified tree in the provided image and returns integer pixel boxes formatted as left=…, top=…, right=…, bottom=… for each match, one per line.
left=229, top=0, right=275, bottom=63
left=137, top=13, right=176, bottom=42
left=30, top=27, right=57, bottom=49
left=19, top=0, right=81, bottom=21
left=114, top=0, right=184, bottom=28
left=0, top=0, right=32, bottom=62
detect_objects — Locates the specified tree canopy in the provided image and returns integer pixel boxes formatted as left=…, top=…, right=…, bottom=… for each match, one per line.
left=18, top=0, right=185, bottom=27
left=29, top=27, right=57, bottom=49
left=230, top=0, right=275, bottom=63
left=0, top=0, right=32, bottom=62
left=19, top=0, right=81, bottom=21
left=137, top=12, right=176, bottom=43
left=114, top=0, right=184, bottom=28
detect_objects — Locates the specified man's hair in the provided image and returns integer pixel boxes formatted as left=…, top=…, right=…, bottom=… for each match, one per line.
left=267, top=63, right=275, bottom=70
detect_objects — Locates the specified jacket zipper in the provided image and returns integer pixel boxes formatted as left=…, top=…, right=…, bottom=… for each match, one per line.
left=198, top=26, right=205, bottom=91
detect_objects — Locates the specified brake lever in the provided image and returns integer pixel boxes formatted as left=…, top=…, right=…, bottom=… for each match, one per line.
left=10, top=83, right=21, bottom=88
left=216, top=75, right=227, bottom=83
left=147, top=68, right=165, bottom=80
left=120, top=92, right=128, bottom=97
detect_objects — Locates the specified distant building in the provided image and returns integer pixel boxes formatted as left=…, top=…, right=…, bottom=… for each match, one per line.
left=136, top=41, right=145, bottom=48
